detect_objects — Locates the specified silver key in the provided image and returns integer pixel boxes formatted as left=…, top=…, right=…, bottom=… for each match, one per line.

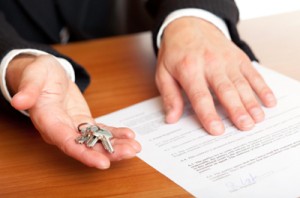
left=97, top=129, right=114, bottom=153
left=86, top=135, right=100, bottom=147
left=75, top=135, right=90, bottom=144
left=75, top=124, right=114, bottom=153
left=85, top=125, right=102, bottom=147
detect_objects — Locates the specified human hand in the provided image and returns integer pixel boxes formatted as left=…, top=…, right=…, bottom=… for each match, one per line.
left=155, top=17, right=277, bottom=135
left=6, top=54, right=141, bottom=169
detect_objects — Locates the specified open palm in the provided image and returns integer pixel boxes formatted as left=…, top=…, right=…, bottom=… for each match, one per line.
left=8, top=55, right=141, bottom=169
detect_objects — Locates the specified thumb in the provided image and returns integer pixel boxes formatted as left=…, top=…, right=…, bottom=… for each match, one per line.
left=11, top=63, right=47, bottom=111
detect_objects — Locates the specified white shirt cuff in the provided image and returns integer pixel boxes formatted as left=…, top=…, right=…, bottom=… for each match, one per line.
left=0, top=49, right=75, bottom=116
left=156, top=8, right=231, bottom=48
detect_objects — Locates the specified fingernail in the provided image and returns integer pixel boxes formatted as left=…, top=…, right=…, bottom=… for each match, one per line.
left=237, top=115, right=254, bottom=130
left=133, top=142, right=142, bottom=153
left=123, top=153, right=136, bottom=160
left=209, top=121, right=224, bottom=135
left=97, top=160, right=110, bottom=169
left=250, top=107, right=264, bottom=122
left=265, top=93, right=277, bottom=107
left=165, top=106, right=172, bottom=116
left=165, top=106, right=176, bottom=123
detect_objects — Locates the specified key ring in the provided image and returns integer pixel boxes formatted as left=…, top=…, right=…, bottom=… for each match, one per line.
left=77, top=122, right=94, bottom=132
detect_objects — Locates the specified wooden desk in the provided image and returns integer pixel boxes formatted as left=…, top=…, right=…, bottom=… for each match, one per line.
left=1, top=11, right=299, bottom=197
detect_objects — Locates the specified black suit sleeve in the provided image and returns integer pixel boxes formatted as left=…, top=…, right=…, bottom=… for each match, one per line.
left=0, top=12, right=90, bottom=112
left=0, top=12, right=90, bottom=92
left=145, top=0, right=257, bottom=61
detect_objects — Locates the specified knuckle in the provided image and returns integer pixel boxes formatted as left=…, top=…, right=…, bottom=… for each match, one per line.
left=216, top=82, right=234, bottom=95
left=232, top=77, right=247, bottom=88
left=252, top=75, right=264, bottom=85
left=175, top=56, right=199, bottom=81
left=190, top=90, right=211, bottom=105
left=232, top=47, right=250, bottom=62
left=162, top=92, right=178, bottom=105
left=239, top=53, right=251, bottom=63
left=231, top=106, right=246, bottom=118
left=246, top=101, right=260, bottom=110
left=221, top=49, right=235, bottom=61
left=204, top=50, right=216, bottom=62
left=178, top=55, right=196, bottom=70
left=204, top=51, right=222, bottom=68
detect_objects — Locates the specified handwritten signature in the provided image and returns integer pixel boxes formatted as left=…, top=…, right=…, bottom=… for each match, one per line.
left=225, top=173, right=257, bottom=192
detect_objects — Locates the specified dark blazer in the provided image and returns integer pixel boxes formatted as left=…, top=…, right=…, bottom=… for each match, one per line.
left=0, top=0, right=256, bottom=109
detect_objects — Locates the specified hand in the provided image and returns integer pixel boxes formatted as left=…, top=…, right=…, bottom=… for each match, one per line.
left=6, top=54, right=141, bottom=169
left=155, top=17, right=277, bottom=135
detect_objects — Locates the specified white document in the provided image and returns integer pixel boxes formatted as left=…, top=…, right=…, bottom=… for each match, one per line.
left=96, top=63, right=300, bottom=198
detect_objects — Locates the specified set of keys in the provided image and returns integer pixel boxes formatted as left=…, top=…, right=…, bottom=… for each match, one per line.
left=75, top=123, right=114, bottom=153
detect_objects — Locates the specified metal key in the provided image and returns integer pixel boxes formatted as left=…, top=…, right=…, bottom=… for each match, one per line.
left=96, top=129, right=114, bottom=153
left=75, top=123, right=114, bottom=153
left=85, top=125, right=102, bottom=148
left=75, top=135, right=90, bottom=144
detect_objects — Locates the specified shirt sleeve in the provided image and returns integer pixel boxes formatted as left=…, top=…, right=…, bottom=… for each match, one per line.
left=156, top=8, right=231, bottom=48
left=0, top=49, right=75, bottom=116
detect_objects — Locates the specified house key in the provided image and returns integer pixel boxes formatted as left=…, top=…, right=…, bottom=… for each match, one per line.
left=75, top=123, right=114, bottom=153
left=95, top=128, right=114, bottom=153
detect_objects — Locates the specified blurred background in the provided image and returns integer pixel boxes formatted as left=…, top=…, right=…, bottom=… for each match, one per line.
left=236, top=0, right=300, bottom=19
left=123, top=0, right=300, bottom=35
left=109, top=0, right=300, bottom=38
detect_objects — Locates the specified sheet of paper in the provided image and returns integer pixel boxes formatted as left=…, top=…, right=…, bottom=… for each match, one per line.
left=96, top=63, right=300, bottom=198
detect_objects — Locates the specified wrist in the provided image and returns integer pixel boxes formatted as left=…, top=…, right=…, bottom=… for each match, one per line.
left=164, top=17, right=222, bottom=37
left=162, top=17, right=227, bottom=48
